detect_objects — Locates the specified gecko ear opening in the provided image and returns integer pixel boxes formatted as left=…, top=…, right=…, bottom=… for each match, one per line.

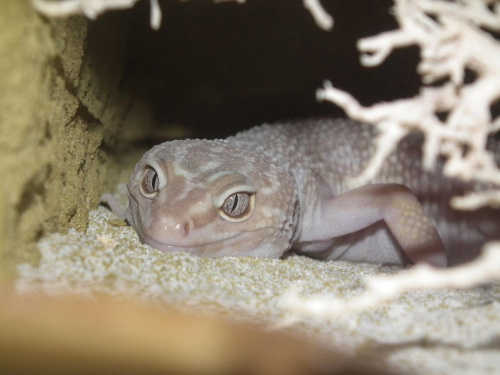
left=219, top=192, right=255, bottom=222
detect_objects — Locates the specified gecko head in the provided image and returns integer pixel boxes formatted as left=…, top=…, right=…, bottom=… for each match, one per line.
left=125, top=139, right=298, bottom=258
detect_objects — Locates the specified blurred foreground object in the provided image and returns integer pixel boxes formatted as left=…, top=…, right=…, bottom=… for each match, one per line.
left=0, top=289, right=392, bottom=375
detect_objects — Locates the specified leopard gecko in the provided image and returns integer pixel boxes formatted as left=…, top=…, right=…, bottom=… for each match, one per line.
left=102, top=118, right=500, bottom=267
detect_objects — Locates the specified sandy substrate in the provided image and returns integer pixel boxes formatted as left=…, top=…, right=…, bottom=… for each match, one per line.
left=16, top=190, right=500, bottom=375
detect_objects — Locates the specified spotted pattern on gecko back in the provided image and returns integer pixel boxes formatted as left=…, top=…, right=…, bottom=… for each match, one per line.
left=123, top=118, right=500, bottom=266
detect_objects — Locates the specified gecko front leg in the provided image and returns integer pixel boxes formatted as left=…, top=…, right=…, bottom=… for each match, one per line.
left=303, top=184, right=447, bottom=267
left=100, top=193, right=128, bottom=221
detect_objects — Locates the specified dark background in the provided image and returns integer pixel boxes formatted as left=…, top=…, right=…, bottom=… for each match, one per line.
left=90, top=0, right=420, bottom=140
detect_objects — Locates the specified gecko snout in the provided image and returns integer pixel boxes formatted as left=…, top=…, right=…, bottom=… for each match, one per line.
left=148, top=211, right=195, bottom=242
left=169, top=219, right=193, bottom=238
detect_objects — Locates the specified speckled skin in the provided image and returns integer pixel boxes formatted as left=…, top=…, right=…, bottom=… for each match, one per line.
left=124, top=119, right=500, bottom=266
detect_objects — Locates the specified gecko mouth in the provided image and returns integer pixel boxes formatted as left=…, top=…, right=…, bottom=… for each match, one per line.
left=142, top=233, right=240, bottom=255
left=141, top=228, right=277, bottom=257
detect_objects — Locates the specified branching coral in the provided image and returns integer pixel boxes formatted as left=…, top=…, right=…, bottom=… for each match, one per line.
left=282, top=240, right=500, bottom=320
left=303, top=0, right=333, bottom=31
left=32, top=0, right=246, bottom=29
left=285, top=0, right=500, bottom=322
left=32, top=0, right=162, bottom=29
left=317, top=0, right=500, bottom=208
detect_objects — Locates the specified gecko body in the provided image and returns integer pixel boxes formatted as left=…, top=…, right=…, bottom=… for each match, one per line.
left=116, top=119, right=500, bottom=267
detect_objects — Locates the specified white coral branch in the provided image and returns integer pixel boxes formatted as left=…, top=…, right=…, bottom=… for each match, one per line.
left=358, top=0, right=440, bottom=67
left=303, top=0, right=334, bottom=31
left=310, top=3, right=500, bottom=328
left=418, top=0, right=500, bottom=32
left=317, top=81, right=468, bottom=185
left=451, top=190, right=500, bottom=210
left=32, top=0, right=246, bottom=29
left=33, top=0, right=138, bottom=20
left=282, top=241, right=500, bottom=319
left=149, top=0, right=161, bottom=30
left=318, top=0, right=500, bottom=207
left=33, top=0, right=162, bottom=29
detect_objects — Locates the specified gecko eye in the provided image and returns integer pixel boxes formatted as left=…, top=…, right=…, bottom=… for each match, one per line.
left=140, top=167, right=160, bottom=198
left=219, top=192, right=254, bottom=222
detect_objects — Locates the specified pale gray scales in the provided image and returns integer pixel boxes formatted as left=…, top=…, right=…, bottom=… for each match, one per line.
left=103, top=119, right=500, bottom=267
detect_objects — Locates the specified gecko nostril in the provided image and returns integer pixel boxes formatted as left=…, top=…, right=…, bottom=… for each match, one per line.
left=183, top=222, right=190, bottom=237
left=171, top=222, right=190, bottom=236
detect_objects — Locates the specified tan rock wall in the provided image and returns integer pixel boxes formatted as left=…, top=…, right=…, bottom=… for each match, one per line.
left=0, top=1, right=133, bottom=277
